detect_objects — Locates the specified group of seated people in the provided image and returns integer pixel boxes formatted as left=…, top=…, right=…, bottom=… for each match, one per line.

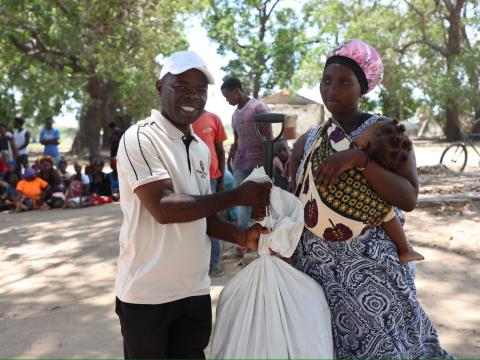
left=0, top=155, right=119, bottom=212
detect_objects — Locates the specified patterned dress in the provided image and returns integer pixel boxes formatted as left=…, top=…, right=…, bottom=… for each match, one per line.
left=293, top=116, right=452, bottom=359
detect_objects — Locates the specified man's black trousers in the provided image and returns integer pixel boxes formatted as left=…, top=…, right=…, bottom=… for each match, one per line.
left=115, top=295, right=212, bottom=359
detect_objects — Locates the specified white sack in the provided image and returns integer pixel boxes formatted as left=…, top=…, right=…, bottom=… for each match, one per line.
left=210, top=167, right=333, bottom=359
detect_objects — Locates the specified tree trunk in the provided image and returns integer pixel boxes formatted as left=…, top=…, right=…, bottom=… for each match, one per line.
left=472, top=109, right=480, bottom=133
left=443, top=1, right=464, bottom=141
left=71, top=76, right=130, bottom=156
left=445, top=102, right=462, bottom=141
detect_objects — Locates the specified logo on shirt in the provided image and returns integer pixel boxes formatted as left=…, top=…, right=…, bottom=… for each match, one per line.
left=196, top=160, right=208, bottom=179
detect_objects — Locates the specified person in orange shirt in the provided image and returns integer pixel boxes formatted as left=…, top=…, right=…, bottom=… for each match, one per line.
left=192, top=110, right=228, bottom=277
left=15, top=167, right=49, bottom=211
left=192, top=111, right=227, bottom=277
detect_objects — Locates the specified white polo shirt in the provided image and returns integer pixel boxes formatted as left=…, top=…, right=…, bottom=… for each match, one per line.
left=116, top=109, right=212, bottom=304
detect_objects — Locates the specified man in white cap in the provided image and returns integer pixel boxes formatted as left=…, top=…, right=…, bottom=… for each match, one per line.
left=114, top=50, right=271, bottom=359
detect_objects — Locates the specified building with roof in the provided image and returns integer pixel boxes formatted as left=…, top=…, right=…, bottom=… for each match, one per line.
left=262, top=89, right=326, bottom=139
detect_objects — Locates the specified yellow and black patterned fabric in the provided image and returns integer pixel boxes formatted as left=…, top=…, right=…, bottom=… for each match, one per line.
left=297, top=118, right=393, bottom=242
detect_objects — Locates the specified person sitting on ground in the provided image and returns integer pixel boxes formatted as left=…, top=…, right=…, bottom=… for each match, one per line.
left=0, top=154, right=8, bottom=177
left=57, top=158, right=73, bottom=187
left=0, top=172, right=19, bottom=211
left=84, top=156, right=96, bottom=180
left=106, top=159, right=120, bottom=201
left=38, top=156, right=63, bottom=208
left=108, top=122, right=124, bottom=168
left=2, top=160, right=18, bottom=183
left=272, top=139, right=291, bottom=191
left=15, top=167, right=49, bottom=211
left=89, top=159, right=112, bottom=197
left=65, top=161, right=91, bottom=208
left=352, top=118, right=424, bottom=262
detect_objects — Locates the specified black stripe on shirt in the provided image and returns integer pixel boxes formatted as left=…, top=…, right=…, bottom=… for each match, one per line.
left=137, top=124, right=153, bottom=176
left=123, top=134, right=138, bottom=181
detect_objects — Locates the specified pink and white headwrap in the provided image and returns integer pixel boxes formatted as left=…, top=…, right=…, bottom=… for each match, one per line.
left=325, top=39, right=384, bottom=94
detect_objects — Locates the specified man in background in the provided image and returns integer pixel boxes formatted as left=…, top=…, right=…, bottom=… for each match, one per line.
left=13, top=117, right=30, bottom=174
left=192, top=110, right=228, bottom=277
left=39, top=117, right=60, bottom=165
left=108, top=121, right=124, bottom=169
left=221, top=77, right=271, bottom=255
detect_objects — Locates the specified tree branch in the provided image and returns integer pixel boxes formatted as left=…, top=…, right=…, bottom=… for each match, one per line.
left=396, top=38, right=448, bottom=57
left=266, top=0, right=281, bottom=20
left=0, top=5, right=85, bottom=72
left=53, top=0, right=69, bottom=15
left=401, top=0, right=448, bottom=56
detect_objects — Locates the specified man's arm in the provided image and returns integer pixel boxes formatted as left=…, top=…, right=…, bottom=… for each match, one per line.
left=17, top=131, right=30, bottom=151
left=227, top=129, right=238, bottom=173
left=8, top=137, right=17, bottom=157
left=135, top=178, right=271, bottom=224
left=255, top=101, right=272, bottom=140
left=206, top=214, right=266, bottom=249
left=214, top=141, right=225, bottom=190
left=41, top=130, right=60, bottom=145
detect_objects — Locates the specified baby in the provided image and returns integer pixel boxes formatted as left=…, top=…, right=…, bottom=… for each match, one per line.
left=352, top=119, right=424, bottom=262
left=273, top=139, right=291, bottom=191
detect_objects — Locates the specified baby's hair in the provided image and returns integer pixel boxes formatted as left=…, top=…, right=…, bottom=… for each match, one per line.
left=369, top=119, right=412, bottom=170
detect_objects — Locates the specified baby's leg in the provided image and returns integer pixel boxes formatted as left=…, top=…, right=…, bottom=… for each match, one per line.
left=382, top=216, right=424, bottom=262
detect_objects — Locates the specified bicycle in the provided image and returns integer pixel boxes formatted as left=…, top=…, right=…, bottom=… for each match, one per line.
left=440, top=123, right=480, bottom=172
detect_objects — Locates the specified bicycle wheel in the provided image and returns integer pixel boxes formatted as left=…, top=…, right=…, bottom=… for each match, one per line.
left=440, top=142, right=468, bottom=172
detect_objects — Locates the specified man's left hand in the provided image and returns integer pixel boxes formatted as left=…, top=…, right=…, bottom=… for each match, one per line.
left=241, top=223, right=269, bottom=250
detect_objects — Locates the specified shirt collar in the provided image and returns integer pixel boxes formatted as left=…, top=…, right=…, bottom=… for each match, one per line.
left=150, top=109, right=198, bottom=142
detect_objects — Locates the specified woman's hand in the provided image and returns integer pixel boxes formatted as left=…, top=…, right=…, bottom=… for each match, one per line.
left=315, top=148, right=367, bottom=190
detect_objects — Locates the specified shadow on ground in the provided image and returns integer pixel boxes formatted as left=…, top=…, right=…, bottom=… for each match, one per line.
left=0, top=203, right=123, bottom=358
left=0, top=203, right=478, bottom=357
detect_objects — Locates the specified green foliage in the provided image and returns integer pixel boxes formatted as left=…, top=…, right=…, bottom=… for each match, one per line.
left=296, top=0, right=480, bottom=129
left=0, top=0, right=202, bottom=127
left=203, top=0, right=306, bottom=97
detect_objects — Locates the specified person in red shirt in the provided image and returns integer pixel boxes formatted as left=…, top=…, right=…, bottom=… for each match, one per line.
left=192, top=110, right=228, bottom=277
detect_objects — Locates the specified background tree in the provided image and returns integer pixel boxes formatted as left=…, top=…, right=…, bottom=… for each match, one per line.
left=296, top=0, right=479, bottom=140
left=203, top=0, right=306, bottom=98
left=0, top=0, right=201, bottom=155
left=396, top=0, right=478, bottom=140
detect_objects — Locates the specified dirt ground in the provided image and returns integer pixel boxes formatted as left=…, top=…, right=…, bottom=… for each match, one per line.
left=0, top=143, right=479, bottom=358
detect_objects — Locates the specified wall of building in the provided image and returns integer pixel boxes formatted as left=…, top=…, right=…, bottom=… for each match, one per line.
left=268, top=103, right=326, bottom=140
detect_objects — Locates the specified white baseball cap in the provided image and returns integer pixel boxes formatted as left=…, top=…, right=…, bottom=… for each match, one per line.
left=159, top=50, right=215, bottom=85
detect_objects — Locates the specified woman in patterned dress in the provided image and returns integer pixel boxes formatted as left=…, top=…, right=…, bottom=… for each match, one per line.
left=290, top=39, right=451, bottom=358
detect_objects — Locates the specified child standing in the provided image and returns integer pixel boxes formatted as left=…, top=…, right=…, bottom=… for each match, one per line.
left=272, top=139, right=291, bottom=191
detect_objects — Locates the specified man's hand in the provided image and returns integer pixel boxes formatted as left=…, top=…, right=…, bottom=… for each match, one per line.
left=239, top=223, right=269, bottom=250
left=234, top=181, right=271, bottom=207
left=234, top=181, right=271, bottom=219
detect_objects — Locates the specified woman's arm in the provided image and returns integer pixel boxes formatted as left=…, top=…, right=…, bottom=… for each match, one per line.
left=315, top=147, right=419, bottom=211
